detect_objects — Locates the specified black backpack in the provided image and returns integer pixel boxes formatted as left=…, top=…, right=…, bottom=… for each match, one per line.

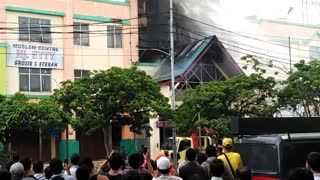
left=51, top=176, right=65, bottom=180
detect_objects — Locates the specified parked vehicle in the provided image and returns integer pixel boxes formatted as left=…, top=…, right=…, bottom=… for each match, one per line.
left=161, top=136, right=213, bottom=163
left=232, top=117, right=320, bottom=180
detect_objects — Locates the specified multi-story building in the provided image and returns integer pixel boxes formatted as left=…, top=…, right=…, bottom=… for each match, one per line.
left=0, top=0, right=138, bottom=161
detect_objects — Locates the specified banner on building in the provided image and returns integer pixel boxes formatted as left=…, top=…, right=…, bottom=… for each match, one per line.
left=7, top=42, right=63, bottom=69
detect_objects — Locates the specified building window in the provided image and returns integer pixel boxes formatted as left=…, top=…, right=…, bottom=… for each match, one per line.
left=19, top=68, right=51, bottom=92
left=107, top=26, right=122, bottom=48
left=18, top=17, right=52, bottom=43
left=74, top=22, right=89, bottom=46
left=74, top=69, right=90, bottom=80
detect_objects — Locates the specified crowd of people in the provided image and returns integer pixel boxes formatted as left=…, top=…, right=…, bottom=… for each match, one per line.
left=1, top=137, right=320, bottom=180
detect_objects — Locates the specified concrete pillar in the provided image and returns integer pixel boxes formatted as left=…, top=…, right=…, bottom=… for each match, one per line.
left=149, top=118, right=160, bottom=159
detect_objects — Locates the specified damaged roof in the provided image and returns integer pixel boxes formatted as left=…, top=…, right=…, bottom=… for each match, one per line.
left=153, top=36, right=244, bottom=82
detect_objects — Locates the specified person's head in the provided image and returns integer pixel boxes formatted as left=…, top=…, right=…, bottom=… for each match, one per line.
left=44, top=166, right=53, bottom=179
left=20, top=157, right=32, bottom=172
left=164, top=150, right=169, bottom=157
left=70, top=153, right=80, bottom=165
left=157, top=157, right=171, bottom=175
left=197, top=153, right=208, bottom=165
left=288, top=168, right=314, bottom=180
left=33, top=160, right=44, bottom=174
left=76, top=165, right=90, bottom=180
left=124, top=170, right=143, bottom=180
left=210, top=159, right=225, bottom=177
left=306, top=152, right=320, bottom=172
left=9, top=162, right=24, bottom=180
left=205, top=145, right=217, bottom=157
left=185, top=148, right=197, bottom=162
left=128, top=153, right=143, bottom=169
left=49, top=158, right=63, bottom=175
left=235, top=166, right=252, bottom=180
left=109, top=152, right=124, bottom=171
left=13, top=155, right=20, bottom=162
left=79, top=157, right=94, bottom=174
left=222, top=137, right=234, bottom=151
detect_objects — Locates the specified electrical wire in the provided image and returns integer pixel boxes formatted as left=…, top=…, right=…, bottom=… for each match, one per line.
left=182, top=24, right=320, bottom=43
left=174, top=13, right=320, bottom=55
left=176, top=26, right=297, bottom=65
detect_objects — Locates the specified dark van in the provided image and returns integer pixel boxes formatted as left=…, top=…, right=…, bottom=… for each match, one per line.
left=231, top=117, right=320, bottom=180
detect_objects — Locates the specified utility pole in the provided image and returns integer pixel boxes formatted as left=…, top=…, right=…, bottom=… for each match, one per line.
left=288, top=36, right=292, bottom=71
left=198, top=112, right=201, bottom=150
left=170, top=0, right=178, bottom=168
left=66, top=125, right=69, bottom=160
left=39, top=127, right=42, bottom=160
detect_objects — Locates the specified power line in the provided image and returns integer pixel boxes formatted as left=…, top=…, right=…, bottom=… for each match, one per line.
left=181, top=25, right=320, bottom=60
left=176, top=26, right=297, bottom=65
left=183, top=24, right=320, bottom=43
left=0, top=31, right=139, bottom=41
left=172, top=31, right=288, bottom=73
left=172, top=31, right=291, bottom=75
left=175, top=13, right=320, bottom=55
left=3, top=52, right=139, bottom=57
left=0, top=11, right=169, bottom=27
left=175, top=13, right=291, bottom=47
left=0, top=27, right=140, bottom=35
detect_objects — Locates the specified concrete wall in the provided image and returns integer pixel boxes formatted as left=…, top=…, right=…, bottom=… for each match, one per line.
left=1, top=0, right=138, bottom=97
left=0, top=46, right=6, bottom=95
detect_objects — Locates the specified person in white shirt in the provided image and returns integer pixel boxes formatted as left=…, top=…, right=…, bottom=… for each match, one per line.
left=306, top=152, right=320, bottom=180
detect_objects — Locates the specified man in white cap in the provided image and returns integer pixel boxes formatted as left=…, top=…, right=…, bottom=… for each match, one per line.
left=10, top=162, right=24, bottom=180
left=153, top=157, right=182, bottom=180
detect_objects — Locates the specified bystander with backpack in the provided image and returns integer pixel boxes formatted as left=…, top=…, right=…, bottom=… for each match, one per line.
left=33, top=161, right=46, bottom=180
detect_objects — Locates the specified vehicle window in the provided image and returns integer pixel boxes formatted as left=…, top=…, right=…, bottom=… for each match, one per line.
left=179, top=139, right=191, bottom=152
left=162, top=139, right=173, bottom=150
left=281, top=140, right=320, bottom=177
left=199, top=137, right=207, bottom=146
left=235, top=143, right=278, bottom=173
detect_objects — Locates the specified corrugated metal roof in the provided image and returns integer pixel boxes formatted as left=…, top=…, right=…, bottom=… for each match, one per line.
left=153, top=36, right=213, bottom=82
left=153, top=35, right=243, bottom=82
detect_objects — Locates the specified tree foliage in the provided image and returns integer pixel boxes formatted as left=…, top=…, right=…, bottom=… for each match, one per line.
left=175, top=74, right=277, bottom=137
left=0, top=93, right=68, bottom=150
left=53, top=67, right=171, bottom=155
left=278, top=60, right=320, bottom=116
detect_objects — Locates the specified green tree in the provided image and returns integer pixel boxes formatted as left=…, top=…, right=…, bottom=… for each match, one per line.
left=53, top=67, right=171, bottom=155
left=175, top=74, right=277, bottom=137
left=278, top=60, right=320, bottom=116
left=0, top=93, right=29, bottom=151
left=30, top=98, right=70, bottom=131
left=0, top=93, right=70, bottom=152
